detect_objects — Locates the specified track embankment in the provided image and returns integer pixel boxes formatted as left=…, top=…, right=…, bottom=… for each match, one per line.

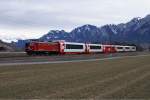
left=0, top=52, right=26, bottom=58
left=0, top=52, right=149, bottom=66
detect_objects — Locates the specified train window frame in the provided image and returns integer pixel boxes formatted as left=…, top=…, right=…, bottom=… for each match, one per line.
left=117, top=47, right=123, bottom=49
left=66, top=44, right=84, bottom=49
left=125, top=47, right=130, bottom=49
left=90, top=45, right=101, bottom=49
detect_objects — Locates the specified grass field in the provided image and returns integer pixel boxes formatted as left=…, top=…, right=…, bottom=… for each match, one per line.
left=0, top=55, right=150, bottom=99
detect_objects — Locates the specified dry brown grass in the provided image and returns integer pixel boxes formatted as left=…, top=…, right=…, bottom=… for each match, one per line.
left=0, top=55, right=150, bottom=99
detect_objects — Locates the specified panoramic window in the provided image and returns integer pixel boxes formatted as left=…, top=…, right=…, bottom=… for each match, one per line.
left=66, top=44, right=83, bottom=49
left=90, top=46, right=101, bottom=49
left=117, top=47, right=123, bottom=49
left=125, top=47, right=130, bottom=49
left=132, top=47, right=136, bottom=49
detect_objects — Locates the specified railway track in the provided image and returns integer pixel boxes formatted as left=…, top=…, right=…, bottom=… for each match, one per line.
left=0, top=52, right=149, bottom=66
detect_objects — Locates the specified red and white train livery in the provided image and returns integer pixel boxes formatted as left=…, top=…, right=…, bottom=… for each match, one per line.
left=25, top=41, right=136, bottom=55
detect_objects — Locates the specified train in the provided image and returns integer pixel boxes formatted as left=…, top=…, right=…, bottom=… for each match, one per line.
left=25, top=41, right=136, bottom=55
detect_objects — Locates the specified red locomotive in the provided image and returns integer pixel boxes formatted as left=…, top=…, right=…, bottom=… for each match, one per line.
left=25, top=41, right=136, bottom=55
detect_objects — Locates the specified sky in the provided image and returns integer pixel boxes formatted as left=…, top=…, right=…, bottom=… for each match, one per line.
left=0, top=0, right=150, bottom=42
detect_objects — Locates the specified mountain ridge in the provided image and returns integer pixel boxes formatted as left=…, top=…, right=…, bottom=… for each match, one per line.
left=40, top=14, right=150, bottom=44
left=0, top=40, right=15, bottom=51
left=14, top=14, right=150, bottom=50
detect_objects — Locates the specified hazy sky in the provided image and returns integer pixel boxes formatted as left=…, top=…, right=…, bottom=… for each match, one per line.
left=0, top=0, right=150, bottom=42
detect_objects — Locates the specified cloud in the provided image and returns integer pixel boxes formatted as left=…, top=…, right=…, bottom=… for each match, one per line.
left=0, top=0, right=150, bottom=42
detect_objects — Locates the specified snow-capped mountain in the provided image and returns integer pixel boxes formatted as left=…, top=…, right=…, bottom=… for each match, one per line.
left=70, top=25, right=102, bottom=43
left=116, top=15, right=150, bottom=43
left=40, top=14, right=150, bottom=45
left=39, top=30, right=71, bottom=41
left=15, top=14, right=150, bottom=50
